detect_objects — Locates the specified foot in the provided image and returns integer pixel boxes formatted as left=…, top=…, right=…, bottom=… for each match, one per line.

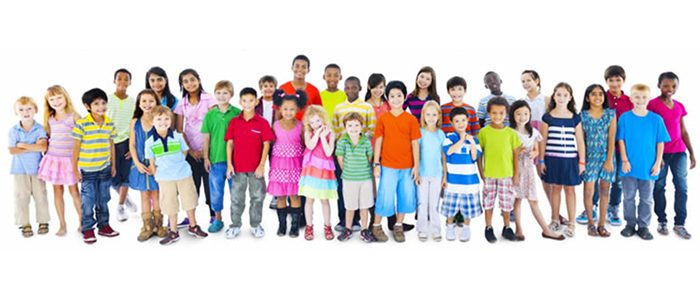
left=251, top=225, right=265, bottom=238
left=402, top=223, right=415, bottom=232
left=55, top=227, right=67, bottom=237
left=564, top=225, right=575, bottom=237
left=159, top=230, right=180, bottom=245
left=548, top=221, right=562, bottom=232
left=208, top=220, right=224, bottom=233
left=359, top=229, right=375, bottom=243
left=433, top=233, right=442, bottom=242
left=324, top=225, right=334, bottom=240
left=587, top=224, right=598, bottom=237
left=334, top=223, right=345, bottom=232
left=417, top=231, right=428, bottom=242
left=621, top=225, right=636, bottom=237
left=446, top=224, right=456, bottom=241
left=83, top=229, right=96, bottom=244
left=392, top=225, right=405, bottom=243
left=673, top=225, right=692, bottom=240
left=176, top=218, right=190, bottom=229
left=187, top=225, right=208, bottom=238
left=501, top=227, right=516, bottom=241
left=597, top=225, right=611, bottom=237
left=337, top=228, right=353, bottom=241
left=657, top=222, right=669, bottom=235
left=304, top=225, right=314, bottom=241
left=459, top=225, right=471, bottom=242
left=607, top=209, right=622, bottom=226
left=371, top=225, right=388, bottom=242
left=97, top=225, right=120, bottom=237
left=541, top=231, right=565, bottom=240
left=37, top=223, right=49, bottom=235
left=485, top=227, right=497, bottom=243
left=637, top=227, right=653, bottom=240
left=124, top=195, right=137, bottom=213
left=575, top=210, right=589, bottom=225
left=20, top=225, right=33, bottom=238
left=351, top=224, right=362, bottom=232
left=117, top=205, right=128, bottom=222
left=225, top=226, right=241, bottom=239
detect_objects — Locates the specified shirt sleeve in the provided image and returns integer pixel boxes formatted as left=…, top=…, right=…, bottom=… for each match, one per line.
left=410, top=118, right=421, bottom=141
left=365, top=106, right=376, bottom=139
left=473, top=137, right=482, bottom=159
left=467, top=107, right=481, bottom=136
left=511, top=130, right=522, bottom=150
left=224, top=119, right=235, bottom=141
left=680, top=101, right=688, bottom=118
left=173, top=97, right=185, bottom=115
left=335, top=139, right=346, bottom=157
left=261, top=121, right=275, bottom=142
left=616, top=115, right=626, bottom=141
left=200, top=112, right=211, bottom=134
left=656, top=115, right=671, bottom=143
left=442, top=134, right=454, bottom=155
left=71, top=121, right=84, bottom=140
left=8, top=128, right=17, bottom=148
left=374, top=116, right=384, bottom=139
left=366, top=139, right=373, bottom=159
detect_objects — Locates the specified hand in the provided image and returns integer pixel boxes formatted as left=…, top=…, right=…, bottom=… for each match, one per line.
left=411, top=167, right=420, bottom=183
left=111, top=165, right=117, bottom=177
left=124, top=151, right=132, bottom=160
left=441, top=177, right=447, bottom=189
left=578, top=163, right=586, bottom=175
left=373, top=165, right=381, bottom=178
left=516, top=146, right=526, bottom=156
left=512, top=175, right=520, bottom=187
left=204, top=158, right=211, bottom=173
left=691, top=154, right=696, bottom=170
left=255, top=164, right=265, bottom=178
left=537, top=163, right=547, bottom=177
left=135, top=161, right=149, bottom=174
left=651, top=163, right=661, bottom=177
left=603, top=159, right=614, bottom=173
left=75, top=169, right=82, bottom=183
left=621, top=161, right=631, bottom=173
left=226, top=164, right=235, bottom=179
left=189, top=150, right=202, bottom=161
left=529, top=149, right=539, bottom=159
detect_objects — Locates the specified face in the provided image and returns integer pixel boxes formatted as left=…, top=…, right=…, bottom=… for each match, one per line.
left=451, top=114, right=468, bottom=133
left=148, top=74, right=166, bottom=94
left=521, top=73, right=538, bottom=91
left=181, top=73, right=200, bottom=94
left=114, top=72, right=131, bottom=92
left=139, top=94, right=157, bottom=114
left=323, top=67, right=341, bottom=90
left=260, top=81, right=276, bottom=98
left=240, top=94, right=258, bottom=112
left=630, top=90, right=651, bottom=109
left=344, top=119, right=362, bottom=137
left=292, top=59, right=309, bottom=80
left=153, top=113, right=172, bottom=132
left=344, top=80, right=360, bottom=101
left=606, top=76, right=624, bottom=93
left=47, top=94, right=67, bottom=111
left=658, top=78, right=678, bottom=98
left=488, top=105, right=507, bottom=125
left=416, top=72, right=432, bottom=90
left=553, top=87, right=572, bottom=108
left=513, top=106, right=531, bottom=127
left=387, top=88, right=405, bottom=109
left=484, top=73, right=502, bottom=94
left=15, top=104, right=36, bottom=122
left=309, top=115, right=323, bottom=130
left=87, top=98, right=108, bottom=116
left=280, top=100, right=298, bottom=120
left=215, top=89, right=232, bottom=105
left=587, top=87, right=605, bottom=108
left=423, top=107, right=439, bottom=127
left=370, top=82, right=385, bottom=99
left=448, top=85, right=466, bottom=103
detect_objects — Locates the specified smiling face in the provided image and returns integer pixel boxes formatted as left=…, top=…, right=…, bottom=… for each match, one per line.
left=323, top=67, right=341, bottom=90
left=553, top=87, right=572, bottom=108
left=423, top=106, right=440, bottom=127
left=416, top=72, right=432, bottom=90
left=15, top=103, right=36, bottom=123
left=448, top=85, right=466, bottom=103
left=344, top=80, right=360, bottom=102
left=587, top=86, right=605, bottom=109
left=658, top=78, right=678, bottom=99
left=47, top=94, right=67, bottom=112
left=630, top=89, right=651, bottom=110
left=280, top=99, right=298, bottom=120
left=370, top=81, right=385, bottom=99
left=387, top=88, right=405, bottom=110
left=86, top=98, right=108, bottom=116
left=260, top=81, right=276, bottom=99
left=451, top=114, right=468, bottom=133
left=153, top=112, right=172, bottom=132
left=484, top=73, right=502, bottom=94
left=309, top=114, right=323, bottom=131
left=513, top=106, right=531, bottom=128
left=606, top=76, right=624, bottom=94
left=181, top=73, right=200, bottom=94
left=148, top=74, right=166, bottom=95
left=139, top=93, right=157, bottom=114
left=488, top=104, right=507, bottom=126
left=521, top=73, right=538, bottom=92
left=114, top=72, right=131, bottom=93
left=215, top=89, right=232, bottom=106
left=344, top=119, right=362, bottom=138
left=292, top=59, right=309, bottom=81
left=240, top=94, right=258, bottom=112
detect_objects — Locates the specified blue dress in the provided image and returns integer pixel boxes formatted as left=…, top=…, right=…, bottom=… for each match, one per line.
left=128, top=118, right=159, bottom=191
left=542, top=113, right=582, bottom=186
left=581, top=109, right=616, bottom=183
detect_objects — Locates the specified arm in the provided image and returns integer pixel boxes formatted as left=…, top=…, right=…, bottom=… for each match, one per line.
left=603, top=116, right=617, bottom=172
left=447, top=135, right=465, bottom=155
left=305, top=129, right=320, bottom=151
left=337, top=155, right=345, bottom=170
left=226, top=139, right=235, bottom=178
left=129, top=120, right=147, bottom=174
left=411, top=139, right=420, bottom=182
left=651, top=142, right=665, bottom=176
left=176, top=114, right=197, bottom=159
left=619, top=140, right=631, bottom=173
left=512, top=146, right=521, bottom=186
left=575, top=123, right=586, bottom=175
left=680, top=118, right=695, bottom=169
left=441, top=152, right=447, bottom=188
left=147, top=158, right=156, bottom=175
left=255, top=141, right=270, bottom=178
left=537, top=122, right=549, bottom=176
left=72, top=139, right=82, bottom=182
left=16, top=139, right=48, bottom=152
left=110, top=139, right=116, bottom=177
left=202, top=133, right=211, bottom=172
left=373, top=137, right=383, bottom=177
left=320, top=129, right=335, bottom=157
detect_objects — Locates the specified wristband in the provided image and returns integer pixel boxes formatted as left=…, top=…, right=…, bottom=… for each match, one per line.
left=373, top=163, right=381, bottom=168
left=538, top=159, right=545, bottom=164
left=578, top=161, right=586, bottom=166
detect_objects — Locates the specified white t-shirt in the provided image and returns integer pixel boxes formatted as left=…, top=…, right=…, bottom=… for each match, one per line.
left=525, top=93, right=546, bottom=122
left=262, top=100, right=274, bottom=125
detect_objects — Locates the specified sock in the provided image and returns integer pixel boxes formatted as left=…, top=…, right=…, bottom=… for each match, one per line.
left=373, top=224, right=381, bottom=227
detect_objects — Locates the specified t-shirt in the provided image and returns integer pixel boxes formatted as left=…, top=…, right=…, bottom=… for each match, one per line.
left=107, top=93, right=136, bottom=144
left=320, top=89, right=347, bottom=121
left=8, top=121, right=47, bottom=175
left=332, top=99, right=376, bottom=138
left=173, top=92, right=216, bottom=151
left=647, top=97, right=687, bottom=154
left=201, top=104, right=242, bottom=164
left=262, top=99, right=274, bottom=125
left=279, top=81, right=323, bottom=121
left=617, top=111, right=670, bottom=181
left=419, top=128, right=446, bottom=178
left=477, top=93, right=517, bottom=126
left=607, top=90, right=633, bottom=120
left=443, top=132, right=482, bottom=194
left=335, top=134, right=373, bottom=181
left=224, top=113, right=275, bottom=173
left=477, top=125, right=522, bottom=179
left=374, top=111, right=422, bottom=169
left=145, top=130, right=191, bottom=181
left=524, top=93, right=546, bottom=123
left=403, top=93, right=435, bottom=120
left=71, top=114, right=117, bottom=172
left=440, top=102, right=480, bottom=135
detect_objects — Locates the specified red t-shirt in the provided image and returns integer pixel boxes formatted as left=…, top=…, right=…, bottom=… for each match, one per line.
left=280, top=81, right=322, bottom=121
left=607, top=90, right=633, bottom=120
left=224, top=113, right=275, bottom=173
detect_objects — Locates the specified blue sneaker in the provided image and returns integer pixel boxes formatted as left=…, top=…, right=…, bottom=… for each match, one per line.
left=575, top=210, right=589, bottom=224
left=208, top=220, right=224, bottom=233
left=176, top=218, right=190, bottom=229
left=607, top=210, right=622, bottom=226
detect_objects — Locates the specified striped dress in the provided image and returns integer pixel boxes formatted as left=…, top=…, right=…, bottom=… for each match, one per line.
left=298, top=133, right=338, bottom=200
left=541, top=113, right=582, bottom=186
left=38, top=114, right=79, bottom=185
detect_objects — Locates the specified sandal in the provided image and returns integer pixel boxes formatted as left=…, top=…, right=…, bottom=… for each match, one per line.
left=597, top=226, right=611, bottom=238
left=38, top=223, right=49, bottom=235
left=541, top=232, right=565, bottom=240
left=587, top=224, right=598, bottom=237
left=324, top=225, right=334, bottom=240
left=515, top=234, right=525, bottom=241
left=564, top=225, right=575, bottom=237
left=304, top=225, right=314, bottom=241
left=21, top=225, right=33, bottom=238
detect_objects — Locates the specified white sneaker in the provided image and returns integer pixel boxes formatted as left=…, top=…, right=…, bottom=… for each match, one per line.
left=432, top=231, right=442, bottom=241
left=124, top=195, right=137, bottom=213
left=460, top=225, right=471, bottom=242
left=417, top=231, right=428, bottom=241
left=116, top=205, right=128, bottom=222
left=225, top=226, right=241, bottom=239
left=251, top=225, right=265, bottom=238
left=446, top=224, right=456, bottom=241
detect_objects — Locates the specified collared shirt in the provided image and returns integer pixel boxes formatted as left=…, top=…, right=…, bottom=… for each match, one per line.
left=606, top=90, right=633, bottom=120
left=201, top=104, right=241, bottom=164
left=173, top=92, right=216, bottom=151
left=107, top=93, right=136, bottom=143
left=8, top=121, right=47, bottom=175
left=71, top=114, right=116, bottom=172
left=335, top=134, right=373, bottom=181
left=145, top=130, right=191, bottom=181
left=331, top=99, right=376, bottom=138
left=224, top=113, right=275, bottom=173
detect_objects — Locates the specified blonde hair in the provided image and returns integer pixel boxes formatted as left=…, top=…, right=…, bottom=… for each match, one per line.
left=630, top=83, right=651, bottom=95
left=151, top=105, right=173, bottom=119
left=44, top=85, right=78, bottom=133
left=302, top=105, right=329, bottom=132
left=214, top=80, right=234, bottom=95
left=15, top=96, right=38, bottom=112
left=419, top=100, right=442, bottom=128
left=343, top=112, right=365, bottom=127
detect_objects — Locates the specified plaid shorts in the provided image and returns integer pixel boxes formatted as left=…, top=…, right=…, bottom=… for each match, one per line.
left=440, top=191, right=483, bottom=219
left=482, top=178, right=515, bottom=212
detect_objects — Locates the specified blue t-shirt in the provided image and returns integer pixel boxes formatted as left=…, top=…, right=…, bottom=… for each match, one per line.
left=442, top=132, right=482, bottom=194
left=617, top=111, right=670, bottom=180
left=144, top=130, right=192, bottom=181
left=8, top=121, right=47, bottom=175
left=419, top=128, right=446, bottom=178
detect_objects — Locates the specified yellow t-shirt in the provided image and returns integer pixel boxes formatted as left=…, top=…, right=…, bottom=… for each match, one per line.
left=320, top=89, right=347, bottom=119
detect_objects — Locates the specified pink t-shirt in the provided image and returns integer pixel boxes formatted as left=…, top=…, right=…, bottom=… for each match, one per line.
left=173, top=92, right=216, bottom=151
left=647, top=97, right=687, bottom=153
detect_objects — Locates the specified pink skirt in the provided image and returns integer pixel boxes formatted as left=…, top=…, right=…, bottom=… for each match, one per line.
left=38, top=154, right=78, bottom=185
left=268, top=156, right=302, bottom=196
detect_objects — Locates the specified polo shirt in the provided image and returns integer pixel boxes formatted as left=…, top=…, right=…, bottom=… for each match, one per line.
left=173, top=92, right=216, bottom=151
left=224, top=113, right=275, bottom=173
left=71, top=114, right=116, bottom=172
left=8, top=121, right=47, bottom=175
left=335, top=134, right=373, bottom=181
left=201, top=104, right=241, bottom=164
left=607, top=90, right=633, bottom=120
left=144, top=130, right=191, bottom=181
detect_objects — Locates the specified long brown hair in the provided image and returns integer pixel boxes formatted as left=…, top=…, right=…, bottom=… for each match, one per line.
left=43, top=85, right=78, bottom=134
left=410, top=66, right=440, bottom=101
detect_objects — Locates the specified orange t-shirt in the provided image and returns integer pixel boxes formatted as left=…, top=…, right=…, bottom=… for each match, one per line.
left=374, top=111, right=422, bottom=169
left=279, top=81, right=323, bottom=121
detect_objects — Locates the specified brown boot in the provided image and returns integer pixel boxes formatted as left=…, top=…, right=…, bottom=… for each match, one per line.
left=153, top=210, right=168, bottom=238
left=138, top=212, right=154, bottom=242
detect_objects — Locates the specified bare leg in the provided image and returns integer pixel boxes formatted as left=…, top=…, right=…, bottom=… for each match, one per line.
left=53, top=185, right=67, bottom=236
left=359, top=208, right=369, bottom=229
left=565, top=186, right=576, bottom=231
left=305, top=198, right=315, bottom=226
left=598, top=181, right=611, bottom=227
left=485, top=209, right=494, bottom=227
left=68, top=184, right=82, bottom=232
left=514, top=198, right=523, bottom=236
left=396, top=213, right=405, bottom=224
left=550, top=184, right=563, bottom=222
left=321, top=200, right=331, bottom=226
left=584, top=182, right=596, bottom=226
left=528, top=199, right=559, bottom=236
left=345, top=210, right=354, bottom=230
left=118, top=186, right=129, bottom=205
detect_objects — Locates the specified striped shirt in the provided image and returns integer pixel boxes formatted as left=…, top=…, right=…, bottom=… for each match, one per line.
left=332, top=99, right=376, bottom=139
left=71, top=114, right=116, bottom=172
left=46, top=114, right=76, bottom=157
left=403, top=93, right=435, bottom=120
left=107, top=93, right=136, bottom=143
left=335, top=134, right=373, bottom=181
left=476, top=93, right=517, bottom=126
left=144, top=130, right=192, bottom=181
left=442, top=132, right=481, bottom=194
left=441, top=102, right=480, bottom=135
left=543, top=113, right=581, bottom=158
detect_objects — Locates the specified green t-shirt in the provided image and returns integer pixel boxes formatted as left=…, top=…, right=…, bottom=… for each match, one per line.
left=201, top=104, right=242, bottom=163
left=320, top=89, right=346, bottom=119
left=335, top=134, right=373, bottom=181
left=477, top=125, right=522, bottom=179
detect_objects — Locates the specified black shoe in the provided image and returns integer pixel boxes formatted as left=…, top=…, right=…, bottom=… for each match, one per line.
left=387, top=215, right=397, bottom=231
left=502, top=227, right=516, bottom=241
left=402, top=223, right=415, bottom=232
left=337, top=228, right=353, bottom=241
left=621, top=225, right=636, bottom=237
left=277, top=207, right=288, bottom=236
left=485, top=227, right=497, bottom=243
left=289, top=207, right=301, bottom=238
left=637, top=227, right=653, bottom=240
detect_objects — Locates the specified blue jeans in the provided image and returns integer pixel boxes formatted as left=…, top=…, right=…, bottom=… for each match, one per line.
left=81, top=167, right=113, bottom=231
left=209, top=162, right=232, bottom=213
left=622, top=177, right=654, bottom=229
left=609, top=152, right=623, bottom=211
left=654, top=152, right=688, bottom=226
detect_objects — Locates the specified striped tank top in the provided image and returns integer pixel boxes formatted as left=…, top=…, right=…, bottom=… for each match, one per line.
left=543, top=113, right=581, bottom=159
left=46, top=114, right=76, bottom=157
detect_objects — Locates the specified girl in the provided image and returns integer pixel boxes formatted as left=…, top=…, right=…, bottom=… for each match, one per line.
left=129, top=89, right=167, bottom=241
left=146, top=66, right=179, bottom=110
left=538, top=83, right=586, bottom=237
left=365, top=73, right=390, bottom=121
left=580, top=84, right=616, bottom=237
left=520, top=70, right=549, bottom=130
left=510, top=100, right=564, bottom=241
left=269, top=89, right=307, bottom=238
left=298, top=105, right=338, bottom=240
left=416, top=101, right=446, bottom=241
left=174, top=69, right=216, bottom=226
left=37, top=85, right=82, bottom=236
left=405, top=66, right=440, bottom=120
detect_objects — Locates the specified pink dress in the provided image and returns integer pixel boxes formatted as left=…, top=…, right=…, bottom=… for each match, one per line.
left=267, top=121, right=304, bottom=196
left=38, top=114, right=78, bottom=185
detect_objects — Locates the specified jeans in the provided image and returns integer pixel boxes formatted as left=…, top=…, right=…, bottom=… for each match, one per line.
left=111, top=140, right=131, bottom=189
left=230, top=172, right=266, bottom=228
left=609, top=152, right=623, bottom=211
left=622, top=177, right=653, bottom=229
left=81, top=167, right=113, bottom=231
left=209, top=162, right=232, bottom=213
left=186, top=155, right=212, bottom=217
left=654, top=152, right=688, bottom=226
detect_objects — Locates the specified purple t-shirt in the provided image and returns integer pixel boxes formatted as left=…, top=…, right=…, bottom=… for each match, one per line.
left=173, top=92, right=216, bottom=151
left=647, top=97, right=687, bottom=154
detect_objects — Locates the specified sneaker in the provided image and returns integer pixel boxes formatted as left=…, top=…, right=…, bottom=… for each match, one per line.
left=334, top=223, right=345, bottom=232
left=97, top=225, right=120, bottom=237
left=159, top=230, right=180, bottom=245
left=176, top=218, right=190, bottom=229
left=485, top=227, right=497, bottom=243
left=637, top=227, right=653, bottom=240
left=621, top=225, right=636, bottom=237
left=337, top=228, right=353, bottom=241
left=417, top=231, right=428, bottom=242
left=324, top=225, right=334, bottom=240
left=359, top=229, right=375, bottom=243
left=446, top=224, right=456, bottom=241
left=124, top=195, right=137, bottom=213
left=83, top=229, right=97, bottom=244
left=509, top=211, right=515, bottom=223
left=393, top=225, right=405, bottom=243
left=351, top=224, right=362, bottom=232
left=575, top=210, right=589, bottom=225
left=673, top=226, right=692, bottom=240
left=116, top=205, right=128, bottom=222
left=208, top=220, right=224, bottom=233
left=607, top=209, right=622, bottom=226
left=251, top=225, right=265, bottom=238
left=225, top=226, right=241, bottom=239
left=502, top=227, right=517, bottom=241
left=657, top=222, right=669, bottom=235
left=187, top=225, right=208, bottom=238
left=371, top=225, right=388, bottom=242
left=433, top=232, right=442, bottom=242
left=459, top=225, right=471, bottom=242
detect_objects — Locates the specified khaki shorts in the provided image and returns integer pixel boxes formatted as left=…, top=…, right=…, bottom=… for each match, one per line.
left=158, top=177, right=198, bottom=215
left=342, top=180, right=374, bottom=210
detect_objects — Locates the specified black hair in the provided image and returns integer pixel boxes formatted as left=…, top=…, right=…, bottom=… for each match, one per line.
left=145, top=66, right=177, bottom=109
left=604, top=65, right=626, bottom=80
left=82, top=88, right=108, bottom=111
left=509, top=100, right=533, bottom=137
left=325, top=63, right=341, bottom=72
left=446, top=76, right=467, bottom=91
left=272, top=89, right=308, bottom=109
left=581, top=84, right=609, bottom=111
left=385, top=80, right=407, bottom=99
left=178, top=68, right=204, bottom=99
left=364, top=73, right=387, bottom=101
left=548, top=82, right=577, bottom=114
left=486, top=96, right=509, bottom=113
left=240, top=87, right=258, bottom=98
left=133, top=89, right=161, bottom=119
left=449, top=106, right=468, bottom=121
left=292, top=54, right=310, bottom=68
left=658, top=72, right=679, bottom=85
left=345, top=76, right=361, bottom=87
left=114, top=68, right=131, bottom=80
left=521, top=70, right=541, bottom=90
left=484, top=71, right=499, bottom=81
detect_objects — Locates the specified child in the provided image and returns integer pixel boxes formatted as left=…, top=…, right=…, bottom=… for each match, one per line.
left=649, top=72, right=695, bottom=239
left=10, top=96, right=50, bottom=237
left=520, top=70, right=549, bottom=130
left=509, top=100, right=564, bottom=241
left=441, top=76, right=480, bottom=135
left=72, top=88, right=120, bottom=244
left=129, top=89, right=167, bottom=241
left=477, top=97, right=521, bottom=243
left=201, top=80, right=241, bottom=233
left=224, top=87, right=274, bottom=239
left=145, top=106, right=209, bottom=245
left=365, top=73, right=390, bottom=122
left=417, top=101, right=446, bottom=241
left=604, top=65, right=632, bottom=226
left=279, top=54, right=323, bottom=121
left=269, top=89, right=307, bottom=237
left=335, top=112, right=375, bottom=242
left=256, top=75, right=277, bottom=126
left=477, top=71, right=517, bottom=127
left=618, top=84, right=670, bottom=240
left=146, top=66, right=179, bottom=110
left=404, top=66, right=440, bottom=120
left=175, top=68, right=217, bottom=225
left=321, top=63, right=346, bottom=119
left=580, top=84, right=616, bottom=237
left=372, top=81, right=421, bottom=243
left=108, top=68, right=137, bottom=222
left=538, top=83, right=585, bottom=238
left=37, top=85, right=82, bottom=236
left=299, top=105, right=338, bottom=241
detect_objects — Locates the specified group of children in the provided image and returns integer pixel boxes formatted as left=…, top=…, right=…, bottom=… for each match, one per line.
left=10, top=57, right=695, bottom=245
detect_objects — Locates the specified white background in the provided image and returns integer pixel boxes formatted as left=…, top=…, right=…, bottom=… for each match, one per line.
left=2, top=0, right=699, bottom=299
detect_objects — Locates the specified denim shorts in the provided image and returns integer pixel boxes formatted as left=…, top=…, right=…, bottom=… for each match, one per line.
left=375, top=166, right=416, bottom=217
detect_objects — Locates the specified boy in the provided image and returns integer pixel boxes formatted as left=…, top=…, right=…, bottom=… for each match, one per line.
left=256, top=75, right=278, bottom=210
left=321, top=64, right=346, bottom=119
left=648, top=72, right=695, bottom=239
left=372, top=80, right=421, bottom=243
left=617, top=84, right=670, bottom=240
left=72, top=88, right=120, bottom=244
left=441, top=76, right=480, bottom=135
left=108, top=68, right=137, bottom=222
left=442, top=107, right=483, bottom=242
left=477, top=97, right=521, bottom=243
left=335, top=112, right=375, bottom=242
left=202, top=80, right=242, bottom=233
left=476, top=71, right=516, bottom=127
left=9, top=96, right=50, bottom=237
left=224, top=87, right=275, bottom=239
left=145, top=106, right=208, bottom=245
left=279, top=54, right=323, bottom=121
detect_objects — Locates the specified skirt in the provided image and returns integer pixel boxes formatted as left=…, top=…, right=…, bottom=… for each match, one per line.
left=541, top=156, right=582, bottom=186
left=128, top=161, right=159, bottom=191
left=37, top=154, right=78, bottom=185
